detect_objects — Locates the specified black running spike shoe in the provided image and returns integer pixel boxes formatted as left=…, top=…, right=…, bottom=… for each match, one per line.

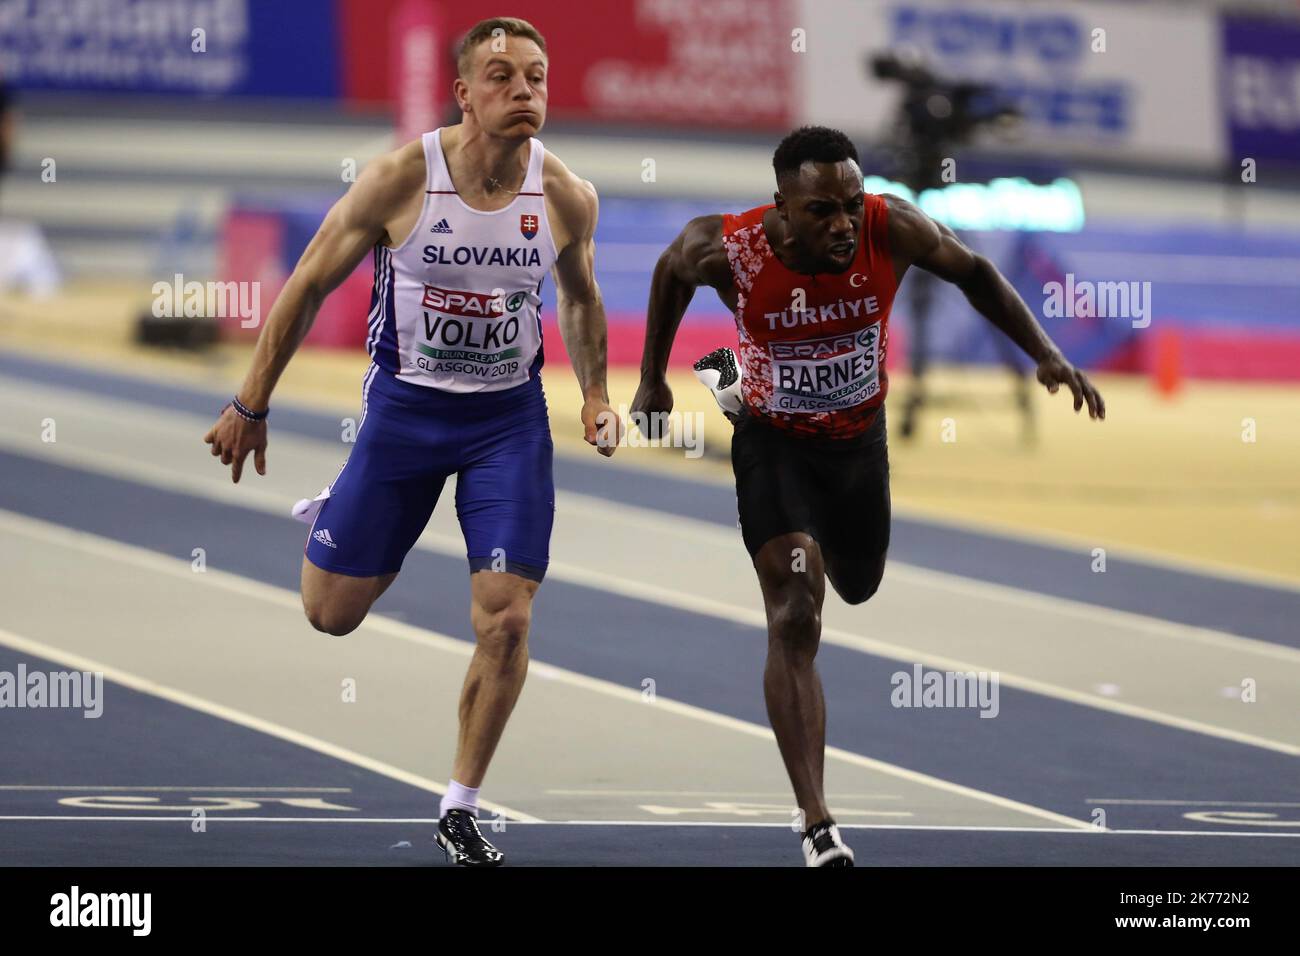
left=802, top=819, right=855, bottom=867
left=693, top=347, right=744, bottom=417
left=436, top=809, right=505, bottom=867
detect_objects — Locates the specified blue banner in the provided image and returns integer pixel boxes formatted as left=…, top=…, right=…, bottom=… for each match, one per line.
left=1222, top=16, right=1300, bottom=166
left=0, top=0, right=340, bottom=98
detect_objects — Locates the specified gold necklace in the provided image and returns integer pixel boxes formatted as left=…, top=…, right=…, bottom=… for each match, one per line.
left=484, top=174, right=523, bottom=195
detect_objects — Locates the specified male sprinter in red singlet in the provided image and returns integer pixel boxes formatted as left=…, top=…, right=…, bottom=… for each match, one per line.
left=632, top=126, right=1105, bottom=867
left=203, top=18, right=618, bottom=867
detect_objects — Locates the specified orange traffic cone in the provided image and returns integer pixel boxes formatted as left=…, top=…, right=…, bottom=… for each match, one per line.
left=1153, top=326, right=1183, bottom=398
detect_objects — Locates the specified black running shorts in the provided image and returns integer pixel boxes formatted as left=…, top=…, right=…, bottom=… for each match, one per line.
left=730, top=406, right=891, bottom=567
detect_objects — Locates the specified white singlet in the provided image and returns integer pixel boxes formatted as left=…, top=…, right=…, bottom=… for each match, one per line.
left=366, top=128, right=559, bottom=393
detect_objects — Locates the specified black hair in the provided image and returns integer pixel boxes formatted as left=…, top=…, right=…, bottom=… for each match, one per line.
left=772, top=126, right=860, bottom=182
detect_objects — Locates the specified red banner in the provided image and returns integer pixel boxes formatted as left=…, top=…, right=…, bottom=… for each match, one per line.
left=390, top=0, right=444, bottom=143
left=343, top=0, right=796, bottom=131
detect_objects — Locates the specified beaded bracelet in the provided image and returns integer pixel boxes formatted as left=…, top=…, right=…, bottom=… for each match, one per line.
left=227, top=395, right=269, bottom=423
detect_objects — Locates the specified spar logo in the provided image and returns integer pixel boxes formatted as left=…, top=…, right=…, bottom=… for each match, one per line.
left=421, top=285, right=528, bottom=318
left=770, top=327, right=876, bottom=362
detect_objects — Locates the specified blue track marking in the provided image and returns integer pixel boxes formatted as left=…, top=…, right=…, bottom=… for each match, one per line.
left=2, top=350, right=1297, bottom=647
left=1, top=449, right=1295, bottom=842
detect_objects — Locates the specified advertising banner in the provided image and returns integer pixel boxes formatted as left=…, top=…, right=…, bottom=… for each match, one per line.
left=0, top=0, right=340, bottom=98
left=342, top=0, right=798, bottom=130
left=1221, top=16, right=1300, bottom=167
left=799, top=0, right=1224, bottom=168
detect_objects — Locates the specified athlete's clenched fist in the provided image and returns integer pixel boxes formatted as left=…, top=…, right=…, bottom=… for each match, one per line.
left=584, top=397, right=621, bottom=457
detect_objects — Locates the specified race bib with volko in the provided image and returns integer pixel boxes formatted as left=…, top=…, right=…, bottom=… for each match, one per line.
left=410, top=285, right=538, bottom=388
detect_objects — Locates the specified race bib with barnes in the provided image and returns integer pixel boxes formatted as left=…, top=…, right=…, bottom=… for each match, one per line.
left=769, top=323, right=881, bottom=413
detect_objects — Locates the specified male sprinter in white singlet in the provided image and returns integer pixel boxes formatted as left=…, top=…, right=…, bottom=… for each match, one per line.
left=203, top=17, right=618, bottom=867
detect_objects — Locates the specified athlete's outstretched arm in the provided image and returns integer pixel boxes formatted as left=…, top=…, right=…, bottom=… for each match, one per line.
left=886, top=195, right=1105, bottom=420
left=631, top=215, right=732, bottom=420
left=551, top=176, right=619, bottom=457
left=203, top=146, right=420, bottom=481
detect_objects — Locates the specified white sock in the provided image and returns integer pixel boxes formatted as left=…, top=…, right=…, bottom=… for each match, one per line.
left=440, top=780, right=480, bottom=818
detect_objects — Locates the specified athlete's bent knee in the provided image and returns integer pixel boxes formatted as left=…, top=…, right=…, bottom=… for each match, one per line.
left=830, top=558, right=886, bottom=606
left=835, top=577, right=881, bottom=606
left=303, top=599, right=365, bottom=637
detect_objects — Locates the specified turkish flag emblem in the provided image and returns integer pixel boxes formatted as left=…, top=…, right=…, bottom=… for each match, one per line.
left=520, top=214, right=538, bottom=240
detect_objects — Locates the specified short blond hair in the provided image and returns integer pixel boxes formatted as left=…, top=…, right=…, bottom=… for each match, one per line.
left=456, top=17, right=547, bottom=78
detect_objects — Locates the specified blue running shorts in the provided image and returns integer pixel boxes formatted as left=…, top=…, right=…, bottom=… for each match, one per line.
left=303, top=364, right=555, bottom=582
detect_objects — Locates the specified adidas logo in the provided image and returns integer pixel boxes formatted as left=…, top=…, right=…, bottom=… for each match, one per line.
left=429, top=218, right=453, bottom=234
left=313, top=528, right=338, bottom=549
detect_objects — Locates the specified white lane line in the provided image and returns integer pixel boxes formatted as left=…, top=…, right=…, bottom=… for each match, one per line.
left=0, top=817, right=1296, bottom=838
left=12, top=416, right=1300, bottom=754
left=5, top=401, right=1297, bottom=664
left=0, top=623, right=539, bottom=824
left=549, top=556, right=1300, bottom=757
left=1097, top=830, right=1300, bottom=839
left=545, top=789, right=904, bottom=798
left=0, top=509, right=1093, bottom=831
left=4, top=426, right=1296, bottom=758
left=639, top=809, right=914, bottom=818
left=9, top=369, right=1300, bottom=596
left=551, top=823, right=1300, bottom=837
left=893, top=495, right=1300, bottom=595
left=883, top=561, right=1300, bottom=661
left=1085, top=798, right=1300, bottom=807
left=2, top=374, right=1300, bottom=598
left=560, top=488, right=1300, bottom=664
left=0, top=816, right=444, bottom=824
left=5, top=411, right=1299, bottom=749
left=0, top=786, right=351, bottom=792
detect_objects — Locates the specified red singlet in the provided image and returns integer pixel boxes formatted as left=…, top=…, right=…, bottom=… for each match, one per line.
left=721, top=196, right=897, bottom=439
